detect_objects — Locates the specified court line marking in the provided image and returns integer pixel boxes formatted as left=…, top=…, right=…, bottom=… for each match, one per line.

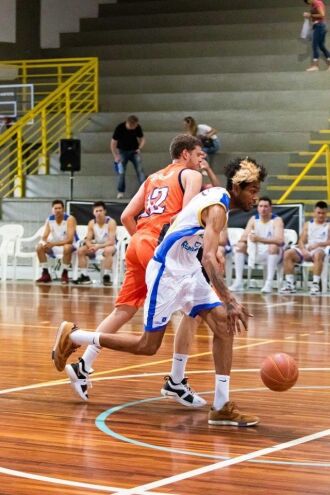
left=0, top=340, right=277, bottom=394
left=111, top=429, right=330, bottom=495
left=96, top=385, right=330, bottom=468
left=0, top=466, right=173, bottom=495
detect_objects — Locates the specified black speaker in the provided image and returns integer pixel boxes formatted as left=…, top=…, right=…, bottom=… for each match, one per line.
left=60, top=139, right=81, bottom=172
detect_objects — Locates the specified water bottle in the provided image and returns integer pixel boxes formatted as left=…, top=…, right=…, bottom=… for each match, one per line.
left=114, top=160, right=124, bottom=174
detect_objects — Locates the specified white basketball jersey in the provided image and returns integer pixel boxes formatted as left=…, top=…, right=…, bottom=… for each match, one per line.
left=307, top=220, right=329, bottom=244
left=93, top=216, right=111, bottom=243
left=253, top=213, right=278, bottom=255
left=47, top=213, right=70, bottom=242
left=153, top=187, right=230, bottom=274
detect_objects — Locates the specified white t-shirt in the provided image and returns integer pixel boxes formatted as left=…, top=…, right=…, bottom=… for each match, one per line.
left=197, top=124, right=218, bottom=141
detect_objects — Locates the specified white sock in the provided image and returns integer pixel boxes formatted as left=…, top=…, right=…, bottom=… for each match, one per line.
left=170, top=353, right=188, bottom=383
left=285, top=274, right=295, bottom=285
left=104, top=269, right=111, bottom=276
left=213, top=374, right=230, bottom=410
left=81, top=269, right=88, bottom=277
left=70, top=330, right=101, bottom=347
left=266, top=254, right=280, bottom=283
left=313, top=275, right=320, bottom=284
left=82, top=344, right=102, bottom=372
left=40, top=262, right=48, bottom=269
left=234, top=252, right=245, bottom=283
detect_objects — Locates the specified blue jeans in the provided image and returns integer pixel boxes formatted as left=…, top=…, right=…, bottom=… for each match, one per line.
left=117, top=149, right=145, bottom=193
left=202, top=138, right=220, bottom=161
left=312, top=22, right=330, bottom=60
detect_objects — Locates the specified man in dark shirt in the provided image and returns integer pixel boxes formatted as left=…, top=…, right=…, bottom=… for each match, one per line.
left=110, top=115, right=146, bottom=199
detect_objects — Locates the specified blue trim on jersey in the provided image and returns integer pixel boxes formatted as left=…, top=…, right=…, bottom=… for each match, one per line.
left=146, top=262, right=166, bottom=330
left=49, top=214, right=55, bottom=220
left=48, top=213, right=69, bottom=220
left=153, top=226, right=201, bottom=264
left=144, top=324, right=167, bottom=332
left=219, top=192, right=230, bottom=211
left=189, top=301, right=222, bottom=318
left=255, top=213, right=277, bottom=220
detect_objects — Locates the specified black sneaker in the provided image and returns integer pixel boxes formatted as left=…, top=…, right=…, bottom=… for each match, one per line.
left=73, top=274, right=92, bottom=285
left=103, top=274, right=112, bottom=286
left=65, top=358, right=92, bottom=401
left=160, top=376, right=206, bottom=408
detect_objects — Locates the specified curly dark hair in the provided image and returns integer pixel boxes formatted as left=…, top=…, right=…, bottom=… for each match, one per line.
left=224, top=157, right=267, bottom=191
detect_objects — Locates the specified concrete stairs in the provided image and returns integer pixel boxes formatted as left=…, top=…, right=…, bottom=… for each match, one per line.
left=3, top=0, right=330, bottom=223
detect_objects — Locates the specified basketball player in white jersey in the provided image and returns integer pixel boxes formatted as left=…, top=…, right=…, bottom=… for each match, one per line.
left=53, top=157, right=267, bottom=426
left=36, top=199, right=77, bottom=284
left=74, top=201, right=117, bottom=286
left=280, top=201, right=329, bottom=295
left=230, top=197, right=284, bottom=293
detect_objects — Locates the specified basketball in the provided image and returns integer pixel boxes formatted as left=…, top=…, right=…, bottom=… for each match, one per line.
left=260, top=353, right=299, bottom=392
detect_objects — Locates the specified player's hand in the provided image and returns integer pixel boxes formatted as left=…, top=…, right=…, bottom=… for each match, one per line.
left=249, top=233, right=258, bottom=243
left=303, top=12, right=311, bottom=18
left=226, top=298, right=253, bottom=335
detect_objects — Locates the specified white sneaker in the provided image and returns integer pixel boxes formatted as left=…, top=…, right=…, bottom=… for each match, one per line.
left=306, top=65, right=319, bottom=72
left=161, top=376, right=207, bottom=408
left=116, top=192, right=124, bottom=199
left=229, top=281, right=244, bottom=292
left=279, top=281, right=296, bottom=294
left=310, top=282, right=321, bottom=295
left=261, top=281, right=273, bottom=293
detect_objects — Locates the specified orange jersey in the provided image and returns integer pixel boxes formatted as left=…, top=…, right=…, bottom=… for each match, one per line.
left=136, top=162, right=187, bottom=240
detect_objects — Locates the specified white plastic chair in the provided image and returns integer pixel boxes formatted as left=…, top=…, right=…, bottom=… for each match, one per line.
left=0, top=224, right=24, bottom=280
left=226, top=228, right=244, bottom=285
left=14, top=225, right=45, bottom=280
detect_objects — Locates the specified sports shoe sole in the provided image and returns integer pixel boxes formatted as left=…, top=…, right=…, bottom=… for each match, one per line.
left=65, top=364, right=89, bottom=401
left=160, top=388, right=206, bottom=408
left=208, top=418, right=259, bottom=426
left=52, top=321, right=77, bottom=371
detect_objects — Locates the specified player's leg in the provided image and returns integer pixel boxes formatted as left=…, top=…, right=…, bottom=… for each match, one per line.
left=102, top=245, right=116, bottom=286
left=310, top=249, right=325, bottom=295
left=229, top=240, right=247, bottom=291
left=36, top=243, right=52, bottom=282
left=261, top=244, right=281, bottom=293
left=161, top=314, right=207, bottom=408
left=201, top=305, right=259, bottom=426
left=75, top=245, right=92, bottom=285
left=279, top=248, right=302, bottom=294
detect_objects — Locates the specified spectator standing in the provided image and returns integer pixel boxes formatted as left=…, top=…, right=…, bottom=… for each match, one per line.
left=183, top=116, right=220, bottom=163
left=111, top=115, right=146, bottom=199
left=304, top=0, right=330, bottom=71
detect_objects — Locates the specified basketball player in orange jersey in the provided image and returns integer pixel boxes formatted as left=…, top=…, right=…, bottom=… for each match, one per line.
left=62, top=134, right=216, bottom=404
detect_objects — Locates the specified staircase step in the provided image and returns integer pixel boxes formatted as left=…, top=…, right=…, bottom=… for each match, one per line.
left=268, top=186, right=327, bottom=191
left=271, top=175, right=328, bottom=180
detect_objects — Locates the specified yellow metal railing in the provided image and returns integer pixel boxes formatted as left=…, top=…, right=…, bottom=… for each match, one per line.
left=277, top=144, right=330, bottom=204
left=0, top=57, right=98, bottom=198
left=0, top=58, right=97, bottom=106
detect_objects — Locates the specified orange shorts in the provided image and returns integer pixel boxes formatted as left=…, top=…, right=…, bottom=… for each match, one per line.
left=115, top=232, right=158, bottom=308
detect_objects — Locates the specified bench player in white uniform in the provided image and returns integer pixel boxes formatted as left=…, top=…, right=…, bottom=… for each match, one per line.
left=230, top=197, right=284, bottom=293
left=36, top=199, right=77, bottom=284
left=53, top=157, right=267, bottom=426
left=280, top=201, right=330, bottom=295
left=74, top=201, right=117, bottom=286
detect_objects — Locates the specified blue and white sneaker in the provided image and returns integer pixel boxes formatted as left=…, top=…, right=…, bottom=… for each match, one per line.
left=161, top=376, right=206, bottom=408
left=65, top=358, right=92, bottom=401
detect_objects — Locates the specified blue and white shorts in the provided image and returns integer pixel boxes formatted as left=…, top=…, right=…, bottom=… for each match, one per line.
left=144, top=259, right=222, bottom=331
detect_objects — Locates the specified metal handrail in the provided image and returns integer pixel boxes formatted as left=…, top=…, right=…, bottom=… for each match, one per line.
left=277, top=144, right=330, bottom=204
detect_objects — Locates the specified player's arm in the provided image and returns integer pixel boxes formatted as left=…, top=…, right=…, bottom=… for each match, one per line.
left=298, top=222, right=308, bottom=250
left=201, top=205, right=252, bottom=334
left=219, top=227, right=228, bottom=247
left=200, top=159, right=220, bottom=186
left=40, top=221, right=50, bottom=244
left=240, top=216, right=255, bottom=243
left=121, top=183, right=146, bottom=236
left=252, top=217, right=284, bottom=246
left=137, top=136, right=145, bottom=151
left=85, top=220, right=95, bottom=249
left=180, top=169, right=203, bottom=207
left=105, top=219, right=117, bottom=247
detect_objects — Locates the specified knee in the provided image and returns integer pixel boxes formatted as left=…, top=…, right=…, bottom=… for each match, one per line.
left=63, top=244, right=72, bottom=255
left=136, top=340, right=160, bottom=356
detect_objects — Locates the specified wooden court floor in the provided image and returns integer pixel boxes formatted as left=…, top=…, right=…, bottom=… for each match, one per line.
left=0, top=282, right=329, bottom=495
